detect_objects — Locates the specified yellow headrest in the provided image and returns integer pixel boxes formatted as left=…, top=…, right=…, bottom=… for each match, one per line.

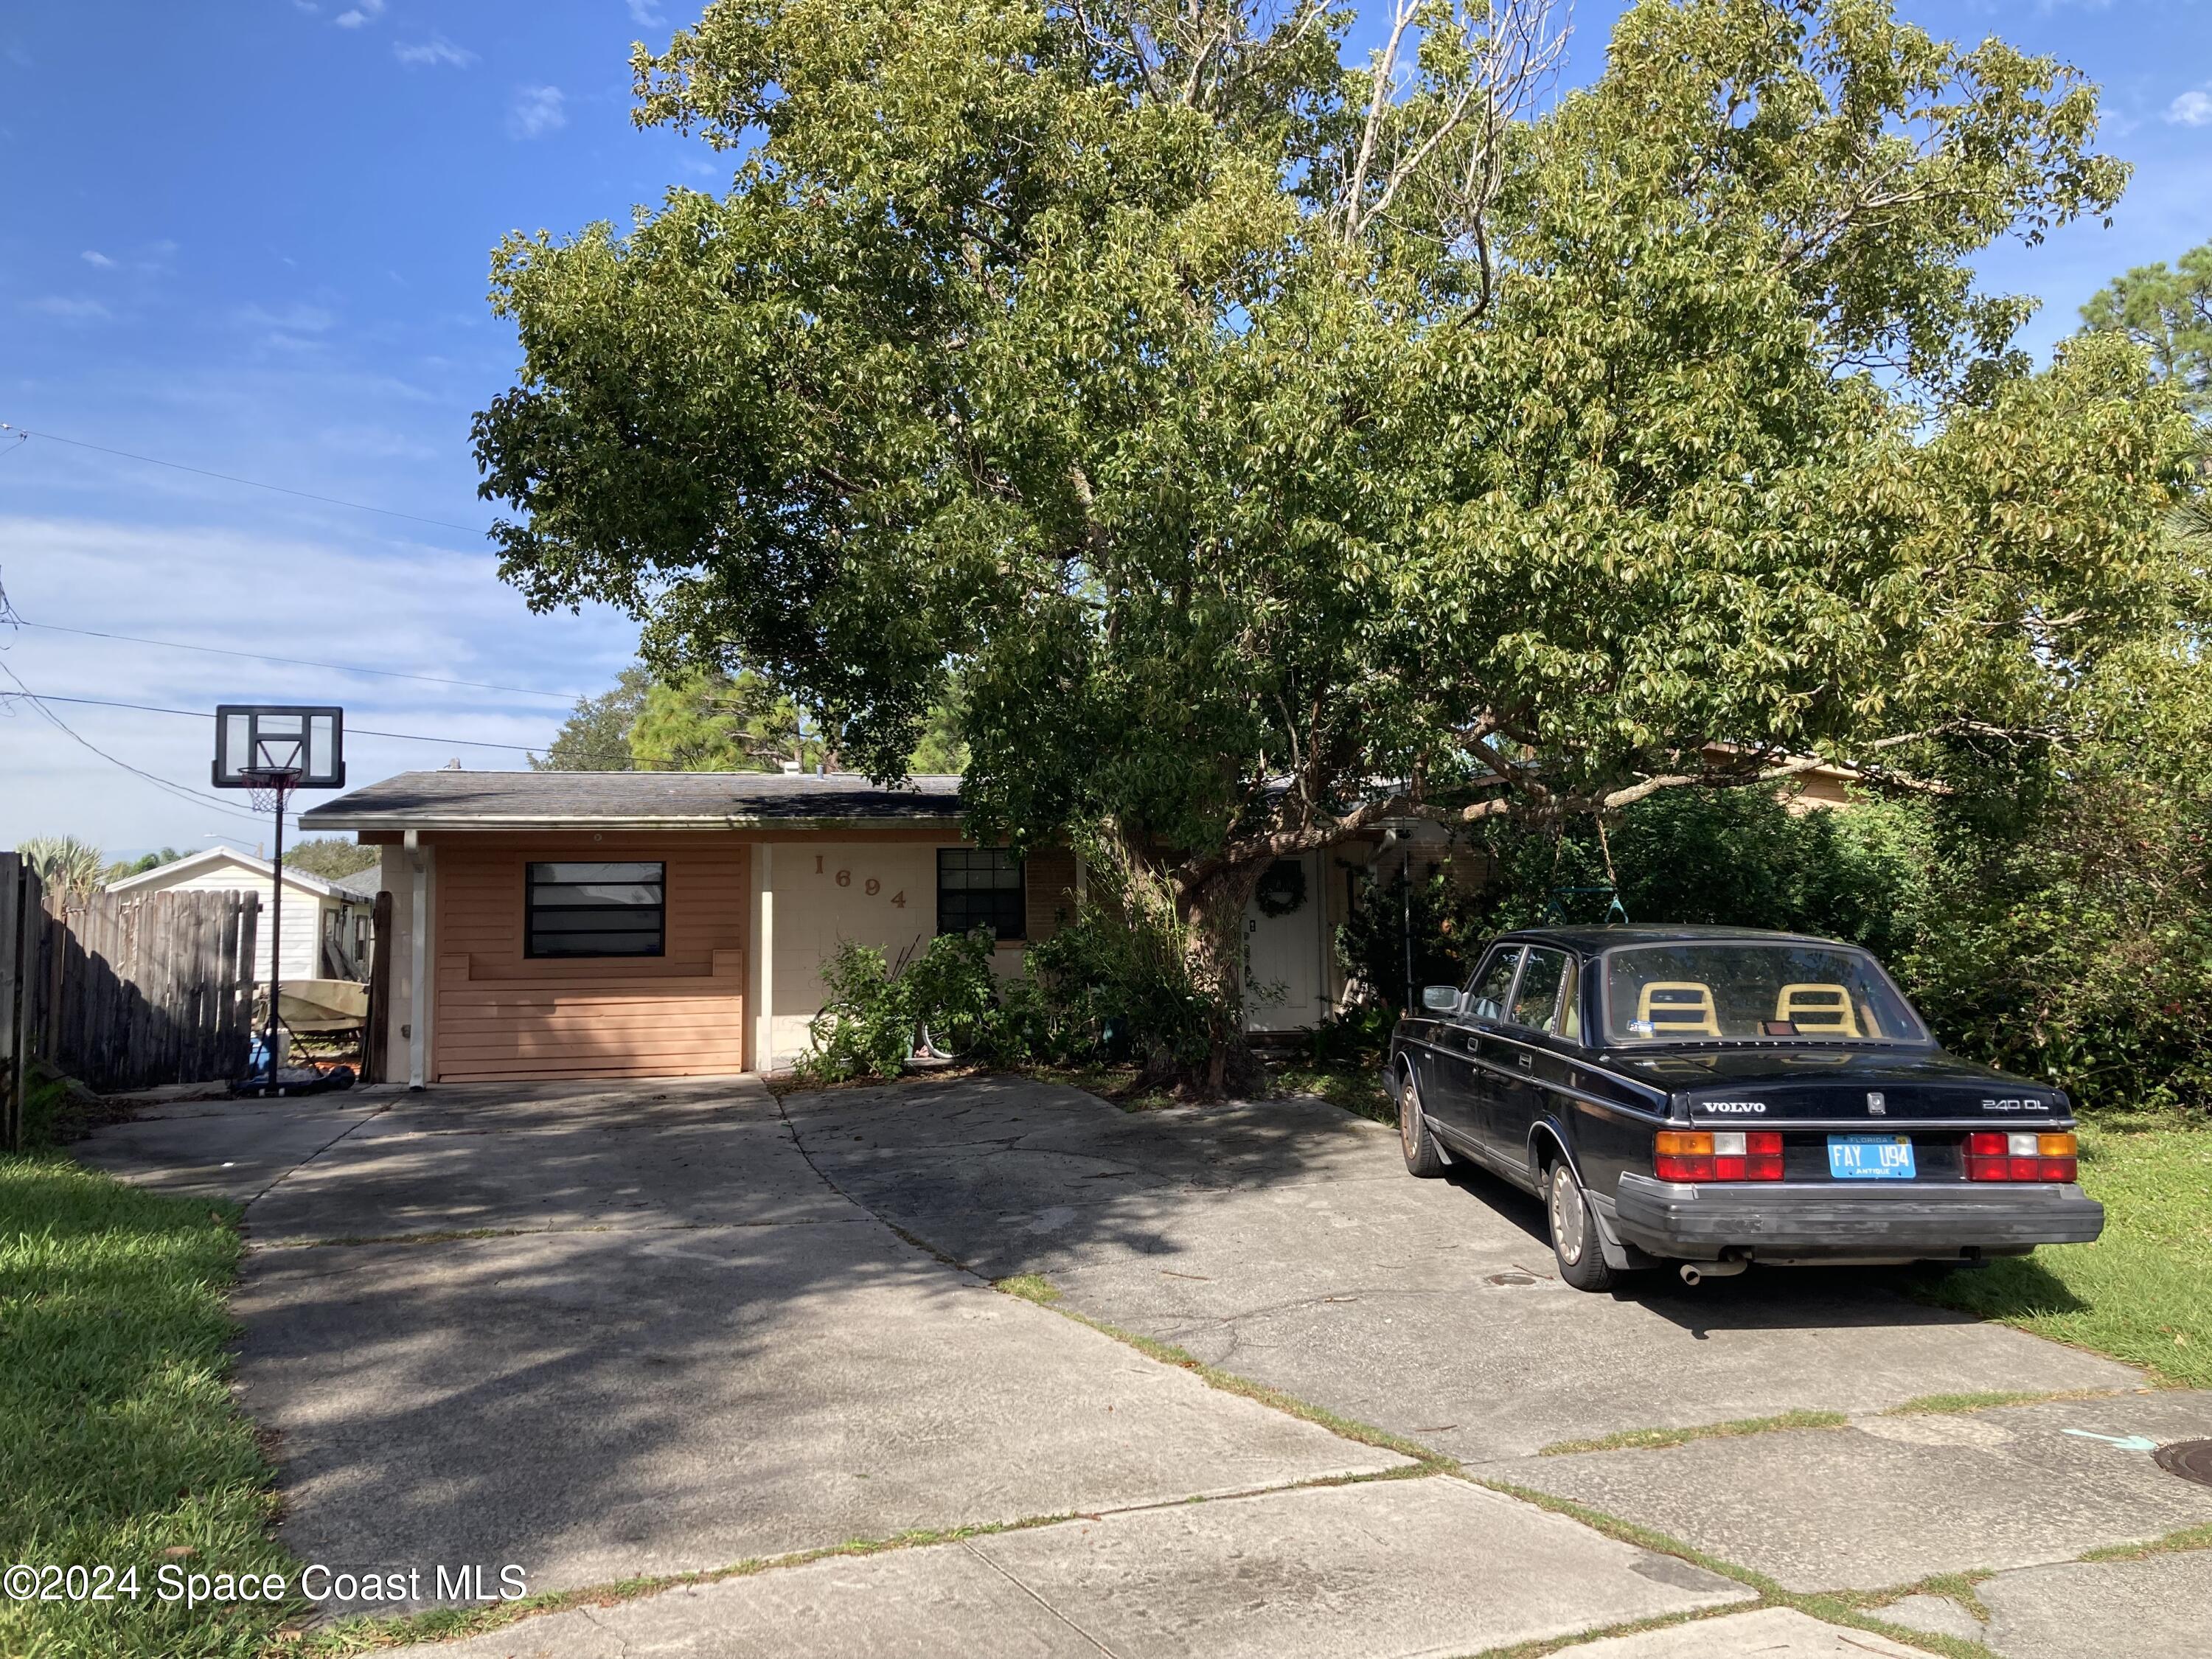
left=1775, top=983, right=1860, bottom=1037
left=1635, top=981, right=1719, bottom=1038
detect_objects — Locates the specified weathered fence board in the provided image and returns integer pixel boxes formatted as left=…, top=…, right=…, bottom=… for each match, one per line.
left=0, top=879, right=262, bottom=1130
left=1, top=856, right=26, bottom=1151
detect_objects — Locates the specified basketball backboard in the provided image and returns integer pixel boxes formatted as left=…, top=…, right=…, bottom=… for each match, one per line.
left=212, top=705, right=345, bottom=788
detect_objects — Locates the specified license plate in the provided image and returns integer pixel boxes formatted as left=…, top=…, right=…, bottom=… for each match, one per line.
left=1829, top=1134, right=1916, bottom=1180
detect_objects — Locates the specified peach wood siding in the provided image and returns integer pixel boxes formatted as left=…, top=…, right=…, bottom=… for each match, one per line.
left=431, top=833, right=748, bottom=1082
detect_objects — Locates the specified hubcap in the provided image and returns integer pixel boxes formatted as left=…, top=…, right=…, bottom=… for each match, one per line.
left=1551, top=1166, right=1585, bottom=1265
left=1400, top=1072, right=1420, bottom=1158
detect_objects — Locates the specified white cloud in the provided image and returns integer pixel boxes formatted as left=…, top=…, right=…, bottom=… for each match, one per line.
left=2168, top=88, right=2212, bottom=128
left=24, top=296, right=111, bottom=321
left=81, top=250, right=116, bottom=268
left=627, top=0, right=664, bottom=23
left=0, top=515, right=624, bottom=852
left=394, top=33, right=476, bottom=69
left=507, top=85, right=567, bottom=140
left=233, top=302, right=337, bottom=334
left=334, top=0, right=385, bottom=27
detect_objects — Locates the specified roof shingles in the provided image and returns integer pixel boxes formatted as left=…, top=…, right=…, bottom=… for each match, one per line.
left=299, top=770, right=966, bottom=830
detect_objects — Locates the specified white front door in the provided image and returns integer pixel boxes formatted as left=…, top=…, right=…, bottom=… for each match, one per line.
left=1243, top=852, right=1327, bottom=1032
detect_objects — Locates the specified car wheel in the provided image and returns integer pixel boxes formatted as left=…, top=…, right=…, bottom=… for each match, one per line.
left=1546, top=1158, right=1616, bottom=1292
left=1399, top=1065, right=1447, bottom=1178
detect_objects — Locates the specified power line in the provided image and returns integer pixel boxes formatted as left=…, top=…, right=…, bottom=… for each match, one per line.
left=12, top=619, right=582, bottom=702
left=0, top=660, right=265, bottom=824
left=0, top=689, right=544, bottom=754
left=0, top=421, right=492, bottom=535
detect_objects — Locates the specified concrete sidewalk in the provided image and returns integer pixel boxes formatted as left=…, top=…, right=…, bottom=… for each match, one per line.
left=380, top=1478, right=1753, bottom=1659
left=1497, top=1391, right=2212, bottom=1590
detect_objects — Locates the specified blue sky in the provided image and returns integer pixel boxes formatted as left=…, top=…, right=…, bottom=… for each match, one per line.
left=3, top=0, right=2208, bottom=856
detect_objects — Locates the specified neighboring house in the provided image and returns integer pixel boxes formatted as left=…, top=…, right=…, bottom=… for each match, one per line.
left=102, top=846, right=378, bottom=985
left=299, top=771, right=1360, bottom=1085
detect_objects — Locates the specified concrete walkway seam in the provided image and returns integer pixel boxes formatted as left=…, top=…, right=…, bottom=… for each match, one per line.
left=240, top=1098, right=392, bottom=1209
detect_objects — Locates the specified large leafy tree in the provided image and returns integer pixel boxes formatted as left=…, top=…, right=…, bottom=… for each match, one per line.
left=630, top=668, right=824, bottom=771
left=532, top=665, right=652, bottom=771
left=2079, top=237, right=2212, bottom=416
left=475, top=0, right=2200, bottom=1089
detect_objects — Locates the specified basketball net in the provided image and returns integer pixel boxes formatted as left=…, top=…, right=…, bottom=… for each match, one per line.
left=244, top=770, right=301, bottom=817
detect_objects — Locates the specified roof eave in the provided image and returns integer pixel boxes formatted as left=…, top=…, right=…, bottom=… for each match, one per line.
left=296, top=812, right=968, bottom=834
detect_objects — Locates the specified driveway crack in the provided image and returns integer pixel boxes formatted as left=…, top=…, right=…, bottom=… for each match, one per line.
left=957, top=1540, right=1120, bottom=1657
left=241, top=1102, right=392, bottom=1212
left=574, top=1601, right=633, bottom=1655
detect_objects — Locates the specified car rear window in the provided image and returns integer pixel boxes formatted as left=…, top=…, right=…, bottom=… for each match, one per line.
left=1603, top=942, right=1927, bottom=1046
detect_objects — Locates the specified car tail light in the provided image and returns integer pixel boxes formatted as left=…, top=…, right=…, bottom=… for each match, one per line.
left=1657, top=1130, right=1783, bottom=1183
left=1965, top=1130, right=2076, bottom=1183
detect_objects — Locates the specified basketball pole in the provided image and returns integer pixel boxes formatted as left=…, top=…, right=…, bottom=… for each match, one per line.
left=263, top=773, right=294, bottom=1087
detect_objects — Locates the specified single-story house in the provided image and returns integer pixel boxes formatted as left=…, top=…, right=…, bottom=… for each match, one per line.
left=298, top=771, right=1368, bottom=1086
left=102, top=846, right=378, bottom=985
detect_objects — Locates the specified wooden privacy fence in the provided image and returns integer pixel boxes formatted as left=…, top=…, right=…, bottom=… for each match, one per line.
left=2, top=852, right=260, bottom=1146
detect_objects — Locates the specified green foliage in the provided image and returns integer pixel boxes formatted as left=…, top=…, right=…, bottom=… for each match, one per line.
left=796, top=941, right=924, bottom=1082
left=2079, top=237, right=2212, bottom=415
left=897, top=928, right=1008, bottom=1058
left=474, top=0, right=2194, bottom=1086
left=1020, top=903, right=1219, bottom=1073
left=630, top=667, right=816, bottom=772
left=0, top=1157, right=299, bottom=1657
left=795, top=894, right=1222, bottom=1083
left=1335, top=860, right=1495, bottom=1015
left=907, top=683, right=970, bottom=775
left=282, top=838, right=379, bottom=880
left=17, top=835, right=105, bottom=899
left=797, top=930, right=1012, bottom=1082
left=532, top=664, right=651, bottom=770
left=1332, top=737, right=2212, bottom=1114
left=1606, top=793, right=1933, bottom=965
left=1895, top=651, right=2212, bottom=1113
left=100, top=846, right=183, bottom=885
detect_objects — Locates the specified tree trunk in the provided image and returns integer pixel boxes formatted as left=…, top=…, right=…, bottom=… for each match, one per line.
left=1164, top=859, right=1269, bottom=1101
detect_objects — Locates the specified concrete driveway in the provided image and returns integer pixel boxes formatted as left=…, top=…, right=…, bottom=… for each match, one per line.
left=77, top=1074, right=2212, bottom=1658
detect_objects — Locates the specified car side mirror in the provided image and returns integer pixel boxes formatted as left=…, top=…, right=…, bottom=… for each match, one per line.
left=1421, top=985, right=1461, bottom=1012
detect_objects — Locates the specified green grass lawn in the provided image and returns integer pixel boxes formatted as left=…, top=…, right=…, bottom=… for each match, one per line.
left=0, top=1135, right=302, bottom=1658
left=1919, top=1116, right=2212, bottom=1388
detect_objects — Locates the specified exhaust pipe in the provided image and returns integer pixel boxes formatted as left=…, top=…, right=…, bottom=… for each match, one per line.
left=1679, top=1259, right=1748, bottom=1286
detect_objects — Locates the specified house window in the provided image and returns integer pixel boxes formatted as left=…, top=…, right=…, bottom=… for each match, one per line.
left=526, top=861, right=666, bottom=958
left=937, top=848, right=1025, bottom=942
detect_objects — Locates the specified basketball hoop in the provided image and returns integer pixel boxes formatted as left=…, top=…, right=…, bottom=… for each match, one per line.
left=212, top=706, right=347, bottom=1092
left=243, top=769, right=303, bottom=817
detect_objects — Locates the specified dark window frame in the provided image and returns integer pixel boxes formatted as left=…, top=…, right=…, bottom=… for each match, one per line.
left=525, top=860, right=667, bottom=960
left=936, top=847, right=1026, bottom=942
left=1462, top=945, right=1524, bottom=1022
left=1505, top=947, right=1567, bottom=1030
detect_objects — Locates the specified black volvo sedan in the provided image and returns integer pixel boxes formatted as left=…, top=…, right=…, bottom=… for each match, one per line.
left=1382, top=925, right=2104, bottom=1290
